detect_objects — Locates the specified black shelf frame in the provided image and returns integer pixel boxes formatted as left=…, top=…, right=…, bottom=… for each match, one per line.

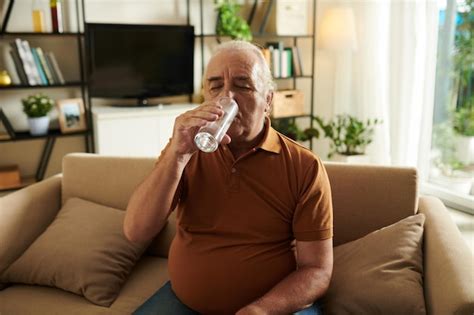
left=0, top=0, right=91, bottom=189
left=0, top=32, right=84, bottom=37
left=0, top=82, right=84, bottom=90
left=197, top=33, right=314, bottom=39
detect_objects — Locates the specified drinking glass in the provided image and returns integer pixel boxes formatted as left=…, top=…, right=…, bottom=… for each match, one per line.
left=194, top=97, right=238, bottom=153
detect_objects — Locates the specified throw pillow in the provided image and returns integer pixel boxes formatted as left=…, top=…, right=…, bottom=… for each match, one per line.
left=0, top=197, right=150, bottom=307
left=322, top=214, right=426, bottom=315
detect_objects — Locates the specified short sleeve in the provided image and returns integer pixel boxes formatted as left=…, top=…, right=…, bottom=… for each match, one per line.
left=292, top=158, right=333, bottom=241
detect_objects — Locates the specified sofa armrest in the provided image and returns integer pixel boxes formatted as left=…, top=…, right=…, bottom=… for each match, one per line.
left=418, top=196, right=474, bottom=315
left=0, top=175, right=62, bottom=274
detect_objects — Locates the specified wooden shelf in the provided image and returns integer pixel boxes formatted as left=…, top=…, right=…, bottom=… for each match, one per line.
left=0, top=82, right=84, bottom=90
left=0, top=32, right=83, bottom=37
left=0, top=129, right=89, bottom=143
left=275, top=75, right=313, bottom=80
left=197, top=34, right=313, bottom=39
left=272, top=114, right=312, bottom=120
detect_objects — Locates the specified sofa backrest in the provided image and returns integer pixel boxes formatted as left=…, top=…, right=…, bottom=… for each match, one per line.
left=62, top=153, right=156, bottom=210
left=324, top=162, right=418, bottom=246
left=62, top=154, right=418, bottom=252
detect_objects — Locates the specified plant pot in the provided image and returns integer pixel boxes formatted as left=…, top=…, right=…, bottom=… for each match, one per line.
left=431, top=174, right=472, bottom=195
left=454, top=135, right=474, bottom=165
left=28, top=116, right=50, bottom=136
left=329, top=153, right=371, bottom=164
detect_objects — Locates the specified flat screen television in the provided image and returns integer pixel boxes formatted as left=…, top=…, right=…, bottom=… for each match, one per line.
left=85, top=23, right=195, bottom=106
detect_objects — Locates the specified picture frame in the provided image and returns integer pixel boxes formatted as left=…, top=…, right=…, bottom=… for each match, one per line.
left=57, top=98, right=87, bottom=133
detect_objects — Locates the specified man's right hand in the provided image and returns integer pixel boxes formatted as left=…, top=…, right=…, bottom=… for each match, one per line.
left=168, top=102, right=230, bottom=156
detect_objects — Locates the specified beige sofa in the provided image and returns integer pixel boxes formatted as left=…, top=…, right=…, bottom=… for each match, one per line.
left=0, top=153, right=472, bottom=314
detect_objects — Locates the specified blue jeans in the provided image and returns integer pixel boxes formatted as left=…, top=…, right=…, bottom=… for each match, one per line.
left=133, top=281, right=323, bottom=315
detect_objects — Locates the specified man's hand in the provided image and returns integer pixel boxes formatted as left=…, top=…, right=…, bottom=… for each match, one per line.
left=169, top=101, right=231, bottom=156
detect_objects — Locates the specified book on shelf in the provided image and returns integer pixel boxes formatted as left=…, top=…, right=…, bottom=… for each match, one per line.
left=0, top=108, right=16, bottom=139
left=265, top=43, right=302, bottom=78
left=13, top=39, right=38, bottom=86
left=291, top=46, right=303, bottom=76
left=20, top=39, right=44, bottom=85
left=281, top=48, right=293, bottom=78
left=36, top=48, right=55, bottom=84
left=6, top=39, right=66, bottom=87
left=262, top=48, right=271, bottom=70
left=9, top=47, right=29, bottom=85
left=267, top=42, right=284, bottom=78
left=31, top=48, right=49, bottom=85
left=47, top=52, right=65, bottom=84
left=3, top=50, right=21, bottom=85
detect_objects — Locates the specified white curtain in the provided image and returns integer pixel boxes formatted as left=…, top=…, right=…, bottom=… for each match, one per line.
left=315, top=0, right=439, bottom=180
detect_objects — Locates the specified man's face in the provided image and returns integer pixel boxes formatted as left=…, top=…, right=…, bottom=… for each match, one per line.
left=203, top=50, right=272, bottom=143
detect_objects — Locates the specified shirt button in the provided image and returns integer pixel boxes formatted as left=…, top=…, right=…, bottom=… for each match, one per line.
left=231, top=168, right=236, bottom=173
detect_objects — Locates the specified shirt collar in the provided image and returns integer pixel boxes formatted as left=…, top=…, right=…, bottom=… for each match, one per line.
left=257, top=116, right=281, bottom=154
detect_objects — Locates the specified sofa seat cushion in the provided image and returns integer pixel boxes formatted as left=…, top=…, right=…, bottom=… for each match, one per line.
left=322, top=214, right=426, bottom=314
left=0, top=197, right=151, bottom=307
left=0, top=256, right=168, bottom=314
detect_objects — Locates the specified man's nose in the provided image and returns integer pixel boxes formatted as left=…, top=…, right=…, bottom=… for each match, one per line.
left=221, top=88, right=235, bottom=99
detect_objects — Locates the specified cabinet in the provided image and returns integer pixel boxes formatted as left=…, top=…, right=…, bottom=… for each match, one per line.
left=0, top=0, right=90, bottom=191
left=93, top=104, right=195, bottom=157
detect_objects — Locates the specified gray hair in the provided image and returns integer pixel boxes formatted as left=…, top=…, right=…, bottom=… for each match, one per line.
left=205, top=40, right=276, bottom=94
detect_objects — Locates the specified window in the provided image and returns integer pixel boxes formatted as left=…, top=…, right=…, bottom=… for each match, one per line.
left=428, top=0, right=473, bottom=212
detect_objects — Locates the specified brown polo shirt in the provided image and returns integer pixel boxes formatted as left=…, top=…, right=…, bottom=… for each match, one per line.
left=167, top=120, right=333, bottom=315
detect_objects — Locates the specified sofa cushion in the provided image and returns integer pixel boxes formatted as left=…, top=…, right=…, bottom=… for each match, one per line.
left=0, top=256, right=169, bottom=314
left=0, top=197, right=150, bottom=307
left=322, top=214, right=426, bottom=314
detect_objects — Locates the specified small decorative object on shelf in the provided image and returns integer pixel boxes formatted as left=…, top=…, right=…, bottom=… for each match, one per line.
left=0, top=71, right=12, bottom=86
left=57, top=98, right=87, bottom=133
left=22, top=93, right=54, bottom=136
left=313, top=114, right=382, bottom=162
left=0, top=165, right=21, bottom=190
left=50, top=0, right=64, bottom=33
left=215, top=0, right=252, bottom=41
left=32, top=0, right=45, bottom=32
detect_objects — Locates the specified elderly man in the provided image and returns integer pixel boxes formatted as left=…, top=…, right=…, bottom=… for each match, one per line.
left=124, top=40, right=333, bottom=315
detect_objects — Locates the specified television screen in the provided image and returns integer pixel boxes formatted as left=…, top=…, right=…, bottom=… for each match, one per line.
left=85, top=23, right=194, bottom=101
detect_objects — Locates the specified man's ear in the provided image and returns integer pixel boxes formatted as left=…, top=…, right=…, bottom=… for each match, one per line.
left=265, top=90, right=274, bottom=116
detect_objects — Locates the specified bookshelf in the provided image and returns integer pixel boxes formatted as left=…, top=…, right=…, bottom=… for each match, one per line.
left=0, top=0, right=317, bottom=191
left=0, top=0, right=90, bottom=191
left=196, top=0, right=317, bottom=149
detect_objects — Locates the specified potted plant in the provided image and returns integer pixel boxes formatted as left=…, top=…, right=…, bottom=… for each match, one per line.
left=271, top=118, right=319, bottom=142
left=313, top=114, right=381, bottom=163
left=214, top=0, right=252, bottom=41
left=22, top=93, right=54, bottom=136
left=452, top=106, right=474, bottom=165
left=431, top=122, right=472, bottom=194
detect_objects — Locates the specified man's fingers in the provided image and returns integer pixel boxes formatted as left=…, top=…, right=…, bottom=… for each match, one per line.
left=178, top=117, right=208, bottom=128
left=188, top=111, right=220, bottom=121
left=221, top=134, right=231, bottom=144
left=195, top=104, right=223, bottom=115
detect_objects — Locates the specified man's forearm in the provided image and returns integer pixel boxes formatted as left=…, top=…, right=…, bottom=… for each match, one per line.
left=238, top=267, right=331, bottom=315
left=123, top=148, right=192, bottom=242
